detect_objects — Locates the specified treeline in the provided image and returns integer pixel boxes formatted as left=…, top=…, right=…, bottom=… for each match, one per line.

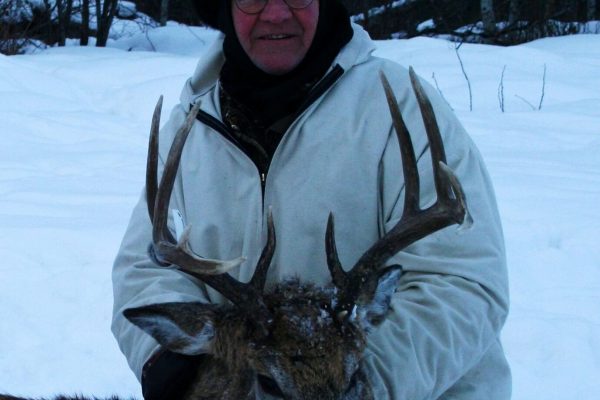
left=347, top=0, right=599, bottom=43
left=1, top=0, right=599, bottom=54
left=1, top=0, right=121, bottom=54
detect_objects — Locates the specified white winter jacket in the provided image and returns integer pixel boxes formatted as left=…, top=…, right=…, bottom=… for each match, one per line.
left=112, top=24, right=511, bottom=399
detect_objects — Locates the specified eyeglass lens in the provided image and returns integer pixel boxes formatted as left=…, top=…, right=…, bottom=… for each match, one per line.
left=235, top=0, right=314, bottom=14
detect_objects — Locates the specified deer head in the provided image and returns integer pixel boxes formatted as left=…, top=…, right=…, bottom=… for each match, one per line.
left=123, top=68, right=471, bottom=400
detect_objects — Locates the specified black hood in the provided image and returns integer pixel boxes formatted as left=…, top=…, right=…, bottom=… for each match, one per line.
left=192, top=0, right=221, bottom=29
left=192, top=0, right=350, bottom=31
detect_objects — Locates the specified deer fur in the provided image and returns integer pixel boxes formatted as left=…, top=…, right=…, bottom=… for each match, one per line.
left=125, top=270, right=401, bottom=400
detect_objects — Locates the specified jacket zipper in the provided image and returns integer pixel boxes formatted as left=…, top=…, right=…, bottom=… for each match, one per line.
left=260, top=173, right=266, bottom=190
left=195, top=109, right=269, bottom=196
left=194, top=64, right=345, bottom=200
left=195, top=109, right=241, bottom=148
left=294, top=65, right=344, bottom=120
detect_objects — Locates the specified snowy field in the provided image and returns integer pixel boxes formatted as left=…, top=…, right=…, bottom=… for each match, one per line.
left=1, top=25, right=599, bottom=399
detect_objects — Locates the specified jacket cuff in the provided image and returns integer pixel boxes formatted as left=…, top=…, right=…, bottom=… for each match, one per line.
left=141, top=348, right=204, bottom=400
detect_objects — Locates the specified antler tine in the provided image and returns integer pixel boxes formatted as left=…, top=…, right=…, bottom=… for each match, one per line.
left=325, top=213, right=349, bottom=289
left=381, top=71, right=421, bottom=217
left=408, top=66, right=472, bottom=229
left=145, top=99, right=275, bottom=323
left=250, top=207, right=276, bottom=291
left=146, top=95, right=164, bottom=228
left=147, top=99, right=245, bottom=275
left=408, top=67, right=452, bottom=203
left=330, top=69, right=471, bottom=315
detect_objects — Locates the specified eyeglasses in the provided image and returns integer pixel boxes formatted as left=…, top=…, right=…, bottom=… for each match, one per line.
left=234, top=0, right=315, bottom=15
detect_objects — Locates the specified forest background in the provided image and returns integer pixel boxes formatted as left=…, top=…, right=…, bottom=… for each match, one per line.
left=1, top=0, right=600, bottom=55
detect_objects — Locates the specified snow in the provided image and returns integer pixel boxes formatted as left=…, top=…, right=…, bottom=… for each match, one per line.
left=1, top=25, right=600, bottom=399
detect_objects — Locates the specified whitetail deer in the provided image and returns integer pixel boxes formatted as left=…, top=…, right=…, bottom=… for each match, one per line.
left=0, top=68, right=470, bottom=400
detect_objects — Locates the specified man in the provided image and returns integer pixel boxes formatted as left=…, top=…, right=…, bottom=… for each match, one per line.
left=112, top=0, right=511, bottom=398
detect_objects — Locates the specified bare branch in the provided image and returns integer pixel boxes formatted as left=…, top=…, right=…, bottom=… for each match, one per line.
left=498, top=65, right=506, bottom=113
left=454, top=42, right=473, bottom=111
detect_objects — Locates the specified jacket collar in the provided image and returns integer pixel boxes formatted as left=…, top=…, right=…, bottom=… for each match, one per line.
left=180, top=23, right=375, bottom=107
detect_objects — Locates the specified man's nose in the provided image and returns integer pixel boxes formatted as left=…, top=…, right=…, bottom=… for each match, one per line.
left=259, top=0, right=293, bottom=23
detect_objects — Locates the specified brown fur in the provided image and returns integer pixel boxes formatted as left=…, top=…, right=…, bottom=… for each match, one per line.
left=175, top=280, right=372, bottom=400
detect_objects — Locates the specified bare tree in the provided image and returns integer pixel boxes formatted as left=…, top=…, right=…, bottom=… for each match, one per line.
left=588, top=0, right=597, bottom=20
left=95, top=0, right=119, bottom=47
left=40, top=0, right=54, bottom=42
left=545, top=0, right=558, bottom=19
left=481, top=0, right=496, bottom=34
left=56, top=0, right=74, bottom=46
left=81, top=0, right=90, bottom=45
left=0, top=0, right=37, bottom=54
left=508, top=0, right=522, bottom=24
left=160, top=0, right=170, bottom=26
left=454, top=42, right=473, bottom=111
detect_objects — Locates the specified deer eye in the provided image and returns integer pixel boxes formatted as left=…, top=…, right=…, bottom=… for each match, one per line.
left=257, top=374, right=284, bottom=397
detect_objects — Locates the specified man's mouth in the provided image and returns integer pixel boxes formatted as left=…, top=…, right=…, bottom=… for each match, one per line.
left=260, top=34, right=294, bottom=40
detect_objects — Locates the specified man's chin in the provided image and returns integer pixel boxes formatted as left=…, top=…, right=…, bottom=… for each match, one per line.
left=248, top=43, right=307, bottom=75
left=253, top=58, right=302, bottom=75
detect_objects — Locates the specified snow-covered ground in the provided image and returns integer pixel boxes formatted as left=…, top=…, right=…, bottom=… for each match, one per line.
left=1, top=25, right=599, bottom=399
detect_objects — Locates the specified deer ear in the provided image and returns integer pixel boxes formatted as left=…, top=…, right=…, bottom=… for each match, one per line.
left=355, top=265, right=402, bottom=332
left=124, top=302, right=217, bottom=355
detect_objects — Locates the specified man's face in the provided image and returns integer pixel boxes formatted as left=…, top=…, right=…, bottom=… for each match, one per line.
left=232, top=0, right=319, bottom=75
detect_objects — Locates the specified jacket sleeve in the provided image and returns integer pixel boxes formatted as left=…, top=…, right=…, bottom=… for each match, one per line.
left=111, top=106, right=210, bottom=381
left=362, top=77, right=510, bottom=399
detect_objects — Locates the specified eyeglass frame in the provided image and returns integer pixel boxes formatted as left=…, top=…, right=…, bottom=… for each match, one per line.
left=233, top=0, right=316, bottom=15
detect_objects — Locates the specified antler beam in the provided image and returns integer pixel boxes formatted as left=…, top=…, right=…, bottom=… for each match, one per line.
left=327, top=67, right=472, bottom=315
left=144, top=98, right=275, bottom=334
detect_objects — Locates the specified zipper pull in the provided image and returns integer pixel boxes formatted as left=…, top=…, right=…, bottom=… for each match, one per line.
left=260, top=173, right=266, bottom=187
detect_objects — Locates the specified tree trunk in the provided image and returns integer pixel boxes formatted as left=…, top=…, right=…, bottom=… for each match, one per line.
left=57, top=0, right=65, bottom=46
left=588, top=0, right=597, bottom=20
left=55, top=0, right=73, bottom=46
left=544, top=0, right=557, bottom=20
left=41, top=0, right=53, bottom=44
left=160, top=0, right=170, bottom=27
left=65, top=0, right=73, bottom=41
left=481, top=0, right=496, bottom=34
left=81, top=0, right=89, bottom=45
left=96, top=0, right=119, bottom=47
left=508, top=0, right=521, bottom=24
left=94, top=0, right=101, bottom=42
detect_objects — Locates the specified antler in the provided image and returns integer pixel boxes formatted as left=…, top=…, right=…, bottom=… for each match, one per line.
left=145, top=98, right=275, bottom=331
left=146, top=97, right=245, bottom=275
left=327, top=67, right=472, bottom=315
